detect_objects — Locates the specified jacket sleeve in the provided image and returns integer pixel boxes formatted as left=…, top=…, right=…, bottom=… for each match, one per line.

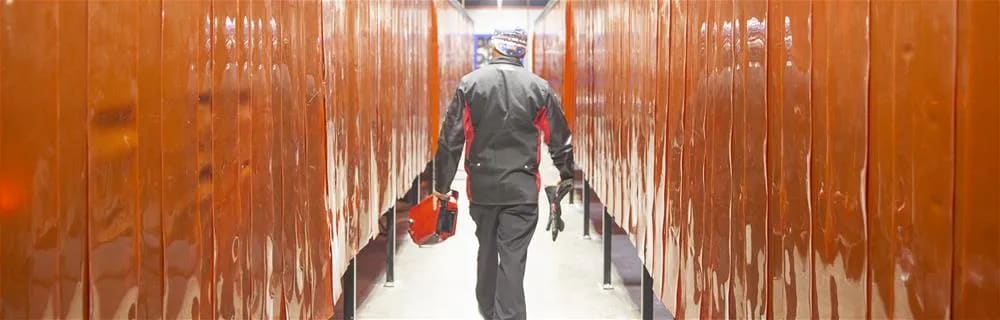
left=433, top=88, right=467, bottom=194
left=543, top=90, right=575, bottom=181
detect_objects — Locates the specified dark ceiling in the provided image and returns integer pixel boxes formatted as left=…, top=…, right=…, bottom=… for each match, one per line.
left=460, top=0, right=551, bottom=8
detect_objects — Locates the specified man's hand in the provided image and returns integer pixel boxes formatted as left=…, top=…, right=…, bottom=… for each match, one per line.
left=545, top=206, right=565, bottom=241
left=434, top=190, right=458, bottom=236
left=555, top=179, right=573, bottom=199
left=544, top=185, right=566, bottom=241
left=432, top=191, right=450, bottom=201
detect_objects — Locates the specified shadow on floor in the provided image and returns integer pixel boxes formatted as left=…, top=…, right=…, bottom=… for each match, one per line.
left=585, top=188, right=674, bottom=320
left=332, top=210, right=412, bottom=319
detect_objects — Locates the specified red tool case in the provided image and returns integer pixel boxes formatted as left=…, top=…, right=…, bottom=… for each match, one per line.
left=407, top=191, right=459, bottom=245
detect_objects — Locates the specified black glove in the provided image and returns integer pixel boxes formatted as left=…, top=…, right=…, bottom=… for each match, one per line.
left=544, top=179, right=573, bottom=241
left=435, top=190, right=458, bottom=235
left=554, top=179, right=573, bottom=200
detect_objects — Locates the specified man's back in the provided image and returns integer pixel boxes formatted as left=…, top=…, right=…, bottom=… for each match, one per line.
left=431, top=28, right=574, bottom=320
left=434, top=55, right=573, bottom=205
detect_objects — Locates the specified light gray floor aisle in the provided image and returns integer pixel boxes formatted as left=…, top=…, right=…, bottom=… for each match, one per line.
left=357, top=183, right=640, bottom=318
left=355, top=151, right=666, bottom=319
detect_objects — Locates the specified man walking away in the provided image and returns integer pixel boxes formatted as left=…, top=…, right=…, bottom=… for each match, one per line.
left=432, top=28, right=574, bottom=320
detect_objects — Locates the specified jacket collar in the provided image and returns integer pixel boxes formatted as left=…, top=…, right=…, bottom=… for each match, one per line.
left=489, top=55, right=524, bottom=67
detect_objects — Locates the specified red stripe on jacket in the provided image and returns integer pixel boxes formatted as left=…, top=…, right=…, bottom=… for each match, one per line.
left=463, top=102, right=475, bottom=197
left=533, top=106, right=550, bottom=189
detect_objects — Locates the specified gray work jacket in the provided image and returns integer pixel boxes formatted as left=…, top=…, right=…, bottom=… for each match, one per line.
left=434, top=55, right=574, bottom=205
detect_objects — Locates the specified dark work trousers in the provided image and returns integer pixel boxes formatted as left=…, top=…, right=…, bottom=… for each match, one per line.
left=469, top=203, right=539, bottom=320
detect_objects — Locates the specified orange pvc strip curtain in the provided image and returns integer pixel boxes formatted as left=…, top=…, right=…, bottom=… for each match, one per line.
left=538, top=0, right=999, bottom=318
left=531, top=1, right=574, bottom=130
left=429, top=0, right=475, bottom=155
left=0, top=0, right=469, bottom=318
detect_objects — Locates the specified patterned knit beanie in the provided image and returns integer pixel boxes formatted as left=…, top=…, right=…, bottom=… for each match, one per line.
left=490, top=28, right=528, bottom=58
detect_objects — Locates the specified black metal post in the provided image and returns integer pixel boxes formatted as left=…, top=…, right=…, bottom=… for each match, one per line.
left=385, top=204, right=395, bottom=287
left=582, top=179, right=591, bottom=239
left=642, top=264, right=654, bottom=319
left=343, top=258, right=357, bottom=319
left=568, top=179, right=575, bottom=204
left=602, top=207, right=613, bottom=290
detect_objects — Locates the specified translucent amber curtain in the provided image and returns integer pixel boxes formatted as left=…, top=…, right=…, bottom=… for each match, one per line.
left=0, top=0, right=469, bottom=318
left=537, top=0, right=999, bottom=318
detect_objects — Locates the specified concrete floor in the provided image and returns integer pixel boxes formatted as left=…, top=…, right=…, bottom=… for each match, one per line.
left=335, top=163, right=672, bottom=319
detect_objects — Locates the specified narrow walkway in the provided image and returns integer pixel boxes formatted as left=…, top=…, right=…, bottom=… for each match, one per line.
left=341, top=163, right=671, bottom=319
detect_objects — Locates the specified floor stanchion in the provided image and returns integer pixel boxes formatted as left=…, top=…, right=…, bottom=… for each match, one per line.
left=602, top=207, right=613, bottom=290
